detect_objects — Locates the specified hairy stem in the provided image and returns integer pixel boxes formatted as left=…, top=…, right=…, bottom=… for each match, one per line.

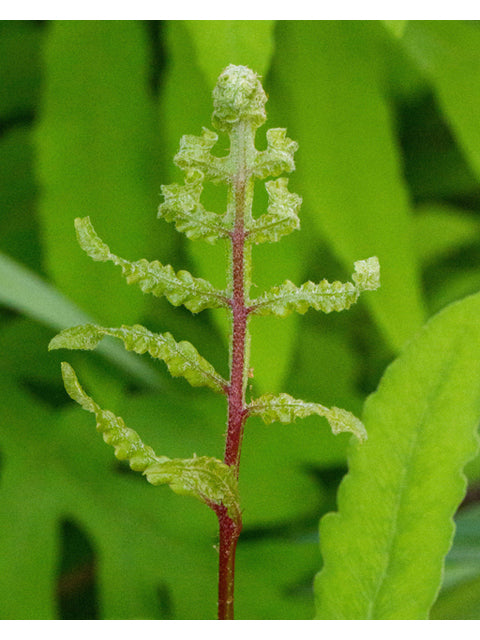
left=216, top=120, right=255, bottom=620
left=215, top=503, right=242, bottom=620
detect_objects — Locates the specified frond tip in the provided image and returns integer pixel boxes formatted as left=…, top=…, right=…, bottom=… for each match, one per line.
left=212, top=64, right=267, bottom=131
left=60, top=362, right=240, bottom=519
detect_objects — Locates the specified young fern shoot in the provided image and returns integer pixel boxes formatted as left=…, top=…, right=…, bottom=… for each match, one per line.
left=49, top=65, right=380, bottom=620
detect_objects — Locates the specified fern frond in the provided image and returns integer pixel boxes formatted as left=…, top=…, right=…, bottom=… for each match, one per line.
left=254, top=128, right=299, bottom=179
left=250, top=257, right=380, bottom=317
left=247, top=178, right=301, bottom=244
left=50, top=324, right=228, bottom=393
left=174, top=127, right=229, bottom=183
left=248, top=392, right=367, bottom=442
left=159, top=169, right=231, bottom=243
left=61, top=362, right=240, bottom=518
left=75, top=217, right=228, bottom=312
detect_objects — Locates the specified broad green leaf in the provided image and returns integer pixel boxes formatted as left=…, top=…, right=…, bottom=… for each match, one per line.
left=0, top=374, right=220, bottom=619
left=35, top=21, right=158, bottom=325
left=184, top=20, right=275, bottom=88
left=251, top=257, right=380, bottom=317
left=249, top=392, right=366, bottom=442
left=75, top=216, right=229, bottom=312
left=414, top=202, right=480, bottom=265
left=315, top=291, right=480, bottom=620
left=382, top=21, right=408, bottom=39
left=431, top=505, right=480, bottom=619
left=247, top=178, right=301, bottom=245
left=0, top=250, right=161, bottom=388
left=60, top=362, right=239, bottom=519
left=0, top=127, right=40, bottom=271
left=403, top=21, right=480, bottom=182
left=273, top=21, right=426, bottom=351
left=0, top=21, right=41, bottom=119
left=50, top=323, right=227, bottom=393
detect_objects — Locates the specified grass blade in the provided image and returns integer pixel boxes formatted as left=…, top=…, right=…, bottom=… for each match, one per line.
left=0, top=251, right=162, bottom=388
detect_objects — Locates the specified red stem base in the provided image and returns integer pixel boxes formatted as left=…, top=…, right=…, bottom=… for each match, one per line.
left=214, top=504, right=242, bottom=620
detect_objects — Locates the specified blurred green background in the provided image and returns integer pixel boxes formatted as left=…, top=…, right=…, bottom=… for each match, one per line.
left=1, top=19, right=480, bottom=619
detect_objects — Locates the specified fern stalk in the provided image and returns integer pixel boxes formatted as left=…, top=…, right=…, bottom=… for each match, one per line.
left=217, top=117, right=257, bottom=618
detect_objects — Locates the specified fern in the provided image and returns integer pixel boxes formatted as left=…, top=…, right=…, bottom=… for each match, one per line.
left=49, top=64, right=380, bottom=619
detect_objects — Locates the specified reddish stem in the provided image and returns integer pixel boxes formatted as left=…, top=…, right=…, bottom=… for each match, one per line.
left=215, top=503, right=242, bottom=620
left=216, top=173, right=250, bottom=620
left=225, top=228, right=249, bottom=469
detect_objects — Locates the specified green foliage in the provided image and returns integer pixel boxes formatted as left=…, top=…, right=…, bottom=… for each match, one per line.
left=47, top=59, right=376, bottom=584
left=315, top=292, right=480, bottom=619
left=247, top=178, right=301, bottom=244
left=403, top=22, right=480, bottom=179
left=184, top=20, right=275, bottom=87
left=60, top=361, right=161, bottom=471
left=1, top=20, right=480, bottom=620
left=0, top=249, right=161, bottom=387
left=35, top=21, right=158, bottom=326
left=159, top=169, right=230, bottom=242
left=272, top=21, right=426, bottom=352
left=0, top=22, right=41, bottom=119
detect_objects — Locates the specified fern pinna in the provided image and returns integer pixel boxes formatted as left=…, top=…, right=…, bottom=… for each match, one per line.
left=49, top=65, right=380, bottom=619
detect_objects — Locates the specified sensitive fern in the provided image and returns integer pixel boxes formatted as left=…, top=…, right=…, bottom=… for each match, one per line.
left=49, top=64, right=380, bottom=620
